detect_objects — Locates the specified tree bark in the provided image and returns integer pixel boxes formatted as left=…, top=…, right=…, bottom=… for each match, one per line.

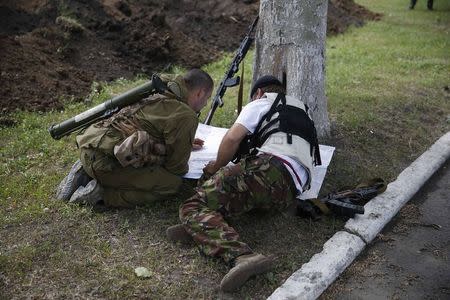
left=252, top=0, right=330, bottom=137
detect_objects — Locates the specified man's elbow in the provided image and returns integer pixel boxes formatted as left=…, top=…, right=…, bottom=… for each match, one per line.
left=224, top=130, right=246, bottom=145
left=223, top=134, right=240, bottom=145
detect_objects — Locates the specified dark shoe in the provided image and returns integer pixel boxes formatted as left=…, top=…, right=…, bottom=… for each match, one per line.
left=56, top=160, right=91, bottom=201
left=220, top=253, right=276, bottom=292
left=166, top=224, right=192, bottom=244
left=69, top=179, right=103, bottom=205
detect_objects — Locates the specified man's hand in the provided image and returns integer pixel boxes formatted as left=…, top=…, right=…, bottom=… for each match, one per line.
left=203, top=160, right=218, bottom=176
left=199, top=160, right=217, bottom=183
left=199, top=123, right=249, bottom=183
left=192, top=138, right=204, bottom=151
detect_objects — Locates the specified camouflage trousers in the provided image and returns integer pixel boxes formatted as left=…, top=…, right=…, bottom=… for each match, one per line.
left=179, top=154, right=296, bottom=264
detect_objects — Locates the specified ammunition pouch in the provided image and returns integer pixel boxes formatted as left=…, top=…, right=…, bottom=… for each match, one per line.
left=233, top=136, right=257, bottom=163
left=113, top=131, right=166, bottom=168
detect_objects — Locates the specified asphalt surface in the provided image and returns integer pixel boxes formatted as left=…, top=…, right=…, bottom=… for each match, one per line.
left=322, top=160, right=450, bottom=300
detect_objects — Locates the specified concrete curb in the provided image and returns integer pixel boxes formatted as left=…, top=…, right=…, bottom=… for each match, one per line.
left=346, top=131, right=450, bottom=243
left=268, top=231, right=365, bottom=300
left=268, top=132, right=450, bottom=300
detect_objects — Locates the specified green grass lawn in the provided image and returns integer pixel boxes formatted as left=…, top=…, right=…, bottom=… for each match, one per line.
left=1, top=0, right=449, bottom=298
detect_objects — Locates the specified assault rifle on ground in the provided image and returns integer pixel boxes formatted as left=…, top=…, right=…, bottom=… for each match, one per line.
left=48, top=74, right=168, bottom=140
left=203, top=16, right=259, bottom=125
left=297, top=178, right=387, bottom=220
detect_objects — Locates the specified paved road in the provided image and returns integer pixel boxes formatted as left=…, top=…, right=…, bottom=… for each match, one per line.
left=322, top=161, right=450, bottom=300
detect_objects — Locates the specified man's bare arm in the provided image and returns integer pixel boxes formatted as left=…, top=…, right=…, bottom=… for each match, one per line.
left=203, top=123, right=249, bottom=175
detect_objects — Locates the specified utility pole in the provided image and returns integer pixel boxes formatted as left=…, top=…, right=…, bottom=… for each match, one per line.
left=253, top=0, right=330, bottom=137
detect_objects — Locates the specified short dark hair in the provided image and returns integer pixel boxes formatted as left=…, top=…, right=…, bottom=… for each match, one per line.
left=183, top=69, right=214, bottom=93
left=259, top=84, right=286, bottom=95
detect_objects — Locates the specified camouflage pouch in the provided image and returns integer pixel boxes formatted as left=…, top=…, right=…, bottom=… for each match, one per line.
left=113, top=130, right=166, bottom=168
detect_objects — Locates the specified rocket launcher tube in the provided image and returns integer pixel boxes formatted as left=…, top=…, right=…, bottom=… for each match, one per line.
left=48, top=75, right=166, bottom=140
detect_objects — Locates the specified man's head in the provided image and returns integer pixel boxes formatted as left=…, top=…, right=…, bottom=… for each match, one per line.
left=250, top=75, right=285, bottom=101
left=184, top=69, right=214, bottom=113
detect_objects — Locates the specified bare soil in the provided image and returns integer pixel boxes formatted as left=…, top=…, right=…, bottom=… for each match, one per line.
left=0, top=0, right=380, bottom=113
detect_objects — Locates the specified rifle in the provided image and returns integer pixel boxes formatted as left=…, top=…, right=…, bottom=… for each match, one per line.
left=204, top=16, right=259, bottom=125
left=297, top=178, right=387, bottom=220
left=48, top=74, right=168, bottom=140
left=297, top=197, right=364, bottom=221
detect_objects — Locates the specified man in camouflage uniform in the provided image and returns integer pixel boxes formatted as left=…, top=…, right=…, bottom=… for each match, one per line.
left=56, top=69, right=213, bottom=208
left=167, top=75, right=320, bottom=292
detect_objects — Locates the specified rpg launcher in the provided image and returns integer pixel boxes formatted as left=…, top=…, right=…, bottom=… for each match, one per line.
left=48, top=74, right=168, bottom=140
left=204, top=16, right=259, bottom=125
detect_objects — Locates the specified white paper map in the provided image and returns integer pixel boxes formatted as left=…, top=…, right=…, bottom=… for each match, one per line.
left=184, top=123, right=335, bottom=199
left=183, top=123, right=228, bottom=179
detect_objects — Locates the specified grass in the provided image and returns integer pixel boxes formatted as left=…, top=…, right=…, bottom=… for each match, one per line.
left=1, top=0, right=449, bottom=298
left=323, top=0, right=450, bottom=192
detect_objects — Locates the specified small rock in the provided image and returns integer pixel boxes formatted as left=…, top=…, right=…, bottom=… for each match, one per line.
left=134, top=267, right=152, bottom=278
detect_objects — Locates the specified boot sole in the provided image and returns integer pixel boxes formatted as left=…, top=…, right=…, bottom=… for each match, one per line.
left=56, top=160, right=88, bottom=201
left=220, top=255, right=276, bottom=292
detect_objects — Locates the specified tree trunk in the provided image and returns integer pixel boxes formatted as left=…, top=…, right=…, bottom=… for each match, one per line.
left=252, top=0, right=330, bottom=137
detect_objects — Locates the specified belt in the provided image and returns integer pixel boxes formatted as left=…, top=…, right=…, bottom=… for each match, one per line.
left=272, top=155, right=303, bottom=187
left=268, top=156, right=298, bottom=197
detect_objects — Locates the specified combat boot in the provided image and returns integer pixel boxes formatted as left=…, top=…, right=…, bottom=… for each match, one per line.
left=69, top=179, right=103, bottom=206
left=220, top=253, right=276, bottom=292
left=166, top=224, right=192, bottom=244
left=56, top=160, right=91, bottom=201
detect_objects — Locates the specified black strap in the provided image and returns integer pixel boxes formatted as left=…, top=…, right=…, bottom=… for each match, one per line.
left=233, top=93, right=322, bottom=165
left=253, top=93, right=284, bottom=134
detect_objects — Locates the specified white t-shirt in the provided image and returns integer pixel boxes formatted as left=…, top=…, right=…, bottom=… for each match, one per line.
left=235, top=96, right=308, bottom=194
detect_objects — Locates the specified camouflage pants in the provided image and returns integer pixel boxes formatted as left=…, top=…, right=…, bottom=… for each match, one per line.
left=179, top=154, right=296, bottom=264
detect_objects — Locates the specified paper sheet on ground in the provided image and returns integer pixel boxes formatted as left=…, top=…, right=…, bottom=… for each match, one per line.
left=183, top=123, right=228, bottom=179
left=184, top=123, right=335, bottom=199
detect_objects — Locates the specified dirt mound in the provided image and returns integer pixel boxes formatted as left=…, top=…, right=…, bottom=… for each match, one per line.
left=0, top=0, right=380, bottom=113
left=328, top=0, right=381, bottom=34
